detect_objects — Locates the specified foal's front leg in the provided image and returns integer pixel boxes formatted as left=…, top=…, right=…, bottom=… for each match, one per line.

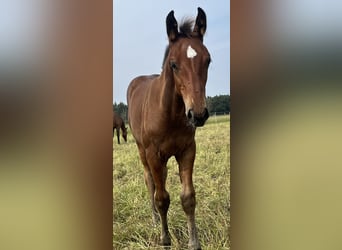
left=137, top=145, right=159, bottom=225
left=146, top=148, right=171, bottom=246
left=143, top=168, right=159, bottom=225
left=176, top=142, right=201, bottom=250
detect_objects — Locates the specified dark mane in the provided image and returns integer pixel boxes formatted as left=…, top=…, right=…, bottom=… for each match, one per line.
left=162, top=18, right=195, bottom=68
left=179, top=17, right=194, bottom=37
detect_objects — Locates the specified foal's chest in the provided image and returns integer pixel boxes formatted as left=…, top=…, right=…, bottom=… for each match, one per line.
left=154, top=128, right=195, bottom=157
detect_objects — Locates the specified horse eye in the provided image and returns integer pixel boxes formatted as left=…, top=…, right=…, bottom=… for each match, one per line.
left=170, top=61, right=178, bottom=70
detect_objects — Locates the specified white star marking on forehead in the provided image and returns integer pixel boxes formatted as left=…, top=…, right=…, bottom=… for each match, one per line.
left=187, top=45, right=197, bottom=58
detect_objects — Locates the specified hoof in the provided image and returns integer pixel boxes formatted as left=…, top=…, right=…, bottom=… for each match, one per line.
left=160, top=234, right=171, bottom=246
left=189, top=242, right=201, bottom=250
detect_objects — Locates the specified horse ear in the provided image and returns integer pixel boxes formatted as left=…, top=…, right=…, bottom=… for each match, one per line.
left=166, top=10, right=178, bottom=42
left=193, top=7, right=207, bottom=41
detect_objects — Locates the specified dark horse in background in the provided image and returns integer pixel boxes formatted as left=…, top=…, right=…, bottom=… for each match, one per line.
left=127, top=8, right=210, bottom=249
left=113, top=111, right=127, bottom=144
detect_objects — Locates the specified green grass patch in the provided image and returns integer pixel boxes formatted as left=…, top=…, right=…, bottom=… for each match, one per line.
left=113, top=115, right=230, bottom=249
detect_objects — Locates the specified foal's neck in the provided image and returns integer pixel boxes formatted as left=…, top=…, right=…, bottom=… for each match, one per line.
left=159, top=68, right=185, bottom=120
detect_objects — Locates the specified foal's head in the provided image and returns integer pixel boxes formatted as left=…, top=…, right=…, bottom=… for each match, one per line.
left=164, top=7, right=211, bottom=127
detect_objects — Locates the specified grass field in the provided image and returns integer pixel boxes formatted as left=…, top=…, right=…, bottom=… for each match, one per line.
left=113, top=115, right=230, bottom=249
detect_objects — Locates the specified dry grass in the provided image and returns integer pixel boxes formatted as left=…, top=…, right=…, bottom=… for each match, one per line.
left=113, top=115, right=230, bottom=249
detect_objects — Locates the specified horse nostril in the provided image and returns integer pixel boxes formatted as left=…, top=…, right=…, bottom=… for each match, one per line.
left=187, top=109, right=194, bottom=120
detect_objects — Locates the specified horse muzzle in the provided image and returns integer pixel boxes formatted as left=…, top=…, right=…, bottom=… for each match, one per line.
left=187, top=108, right=209, bottom=127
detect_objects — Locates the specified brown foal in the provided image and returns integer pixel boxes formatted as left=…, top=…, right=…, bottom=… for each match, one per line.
left=113, top=111, right=127, bottom=144
left=127, top=7, right=210, bottom=249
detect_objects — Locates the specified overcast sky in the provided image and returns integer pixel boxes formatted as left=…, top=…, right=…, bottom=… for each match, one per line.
left=113, top=0, right=230, bottom=104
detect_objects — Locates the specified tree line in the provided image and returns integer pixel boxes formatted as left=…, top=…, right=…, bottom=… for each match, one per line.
left=113, top=94, right=230, bottom=122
